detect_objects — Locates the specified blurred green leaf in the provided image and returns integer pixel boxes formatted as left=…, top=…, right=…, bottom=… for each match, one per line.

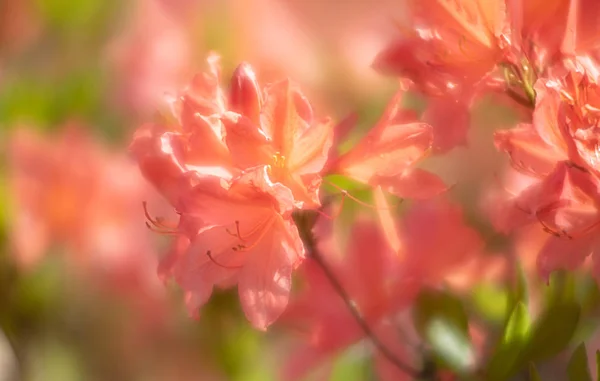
left=545, top=271, right=577, bottom=306
left=486, top=302, right=530, bottom=381
left=529, top=363, right=542, bottom=381
left=323, top=175, right=368, bottom=194
left=567, top=343, right=592, bottom=381
left=471, top=283, right=509, bottom=324
left=330, top=348, right=368, bottom=381
left=414, top=289, right=474, bottom=374
left=34, top=0, right=112, bottom=34
left=523, top=302, right=580, bottom=362
left=511, top=261, right=529, bottom=307
left=503, top=302, right=530, bottom=343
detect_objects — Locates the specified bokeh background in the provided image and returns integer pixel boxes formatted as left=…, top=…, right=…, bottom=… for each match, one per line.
left=2, top=1, right=600, bottom=380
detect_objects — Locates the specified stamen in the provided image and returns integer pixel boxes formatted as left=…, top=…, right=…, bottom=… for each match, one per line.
left=315, top=196, right=346, bottom=220
left=234, top=216, right=275, bottom=252
left=143, top=201, right=178, bottom=229
left=325, top=181, right=403, bottom=210
left=506, top=150, right=545, bottom=179
left=206, top=250, right=242, bottom=269
left=226, top=218, right=273, bottom=242
left=145, top=221, right=179, bottom=235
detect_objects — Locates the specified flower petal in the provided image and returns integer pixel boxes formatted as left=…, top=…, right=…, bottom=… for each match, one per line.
left=238, top=218, right=302, bottom=330
left=375, top=168, right=447, bottom=199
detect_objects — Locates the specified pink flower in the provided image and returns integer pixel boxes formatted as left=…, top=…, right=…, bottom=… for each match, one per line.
left=159, top=166, right=304, bottom=330
left=283, top=198, right=485, bottom=380
left=375, top=0, right=506, bottom=95
left=328, top=91, right=446, bottom=199
left=223, top=64, right=334, bottom=208
left=106, top=0, right=192, bottom=116
left=132, top=54, right=333, bottom=209
left=496, top=162, right=600, bottom=281
left=282, top=219, right=416, bottom=381
left=374, top=191, right=487, bottom=287
left=131, top=54, right=336, bottom=329
left=7, top=125, right=165, bottom=299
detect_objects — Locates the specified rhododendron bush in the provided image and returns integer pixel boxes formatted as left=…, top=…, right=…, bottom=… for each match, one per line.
left=4, top=0, right=600, bottom=380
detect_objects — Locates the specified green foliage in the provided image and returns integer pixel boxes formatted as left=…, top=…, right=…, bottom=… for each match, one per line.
left=523, top=302, right=580, bottom=362
left=471, top=283, right=509, bottom=324
left=486, top=302, right=530, bottom=381
left=329, top=348, right=369, bottom=381
left=484, top=270, right=584, bottom=381
left=413, top=289, right=474, bottom=375
left=567, top=343, right=592, bottom=381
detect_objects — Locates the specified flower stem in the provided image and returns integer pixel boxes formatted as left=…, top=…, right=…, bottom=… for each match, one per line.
left=307, top=239, right=420, bottom=378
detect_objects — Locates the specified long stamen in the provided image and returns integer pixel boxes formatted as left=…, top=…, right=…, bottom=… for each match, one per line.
left=235, top=216, right=275, bottom=252
left=325, top=181, right=403, bottom=210
left=143, top=201, right=178, bottom=229
left=145, top=222, right=179, bottom=235
left=315, top=195, right=346, bottom=220
left=206, top=250, right=242, bottom=269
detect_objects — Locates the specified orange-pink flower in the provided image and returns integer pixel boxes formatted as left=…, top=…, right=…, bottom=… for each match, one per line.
left=495, top=56, right=600, bottom=175
left=132, top=54, right=333, bottom=209
left=374, top=0, right=506, bottom=96
left=283, top=198, right=485, bottom=380
left=222, top=64, right=334, bottom=208
left=8, top=125, right=165, bottom=300
left=327, top=92, right=446, bottom=199
left=158, top=166, right=305, bottom=330
left=282, top=219, right=416, bottom=381
left=106, top=0, right=192, bottom=116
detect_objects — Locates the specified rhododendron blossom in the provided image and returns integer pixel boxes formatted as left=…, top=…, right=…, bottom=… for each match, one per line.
left=159, top=166, right=305, bottom=330
left=373, top=0, right=600, bottom=153
left=284, top=198, right=485, bottom=380
left=327, top=92, right=446, bottom=199
left=8, top=126, right=164, bottom=299
left=131, top=54, right=338, bottom=329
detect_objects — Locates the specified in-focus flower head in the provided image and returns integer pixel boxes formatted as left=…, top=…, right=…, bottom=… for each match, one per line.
left=131, top=53, right=334, bottom=329
left=159, top=165, right=305, bottom=330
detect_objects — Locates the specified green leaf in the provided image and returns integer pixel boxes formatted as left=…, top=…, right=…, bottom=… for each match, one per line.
left=567, top=343, right=592, bottom=381
left=523, top=302, right=581, bottom=362
left=323, top=175, right=369, bottom=194
left=545, top=271, right=577, bottom=306
left=529, top=363, right=542, bottom=381
left=503, top=302, right=530, bottom=344
left=413, top=289, right=474, bottom=374
left=486, top=302, right=531, bottom=381
left=471, top=283, right=509, bottom=324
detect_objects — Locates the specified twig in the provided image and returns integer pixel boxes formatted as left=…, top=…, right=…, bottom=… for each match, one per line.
left=307, top=238, right=421, bottom=378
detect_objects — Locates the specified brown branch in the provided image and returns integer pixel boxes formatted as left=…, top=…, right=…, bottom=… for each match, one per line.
left=304, top=229, right=420, bottom=378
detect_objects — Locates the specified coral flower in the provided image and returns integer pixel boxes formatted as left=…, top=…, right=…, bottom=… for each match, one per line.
left=7, top=125, right=164, bottom=300
left=495, top=57, right=600, bottom=179
left=283, top=219, right=416, bottom=381
left=159, top=166, right=305, bottom=330
left=131, top=54, right=333, bottom=329
left=284, top=198, right=485, bottom=380
left=328, top=91, right=446, bottom=199
left=222, top=63, right=334, bottom=208
left=132, top=54, right=333, bottom=209
left=107, top=0, right=192, bottom=116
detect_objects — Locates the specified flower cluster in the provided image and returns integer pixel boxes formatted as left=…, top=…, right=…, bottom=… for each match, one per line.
left=130, top=54, right=446, bottom=329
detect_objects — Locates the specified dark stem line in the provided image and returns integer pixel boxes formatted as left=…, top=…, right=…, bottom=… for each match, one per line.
left=309, top=246, right=420, bottom=378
